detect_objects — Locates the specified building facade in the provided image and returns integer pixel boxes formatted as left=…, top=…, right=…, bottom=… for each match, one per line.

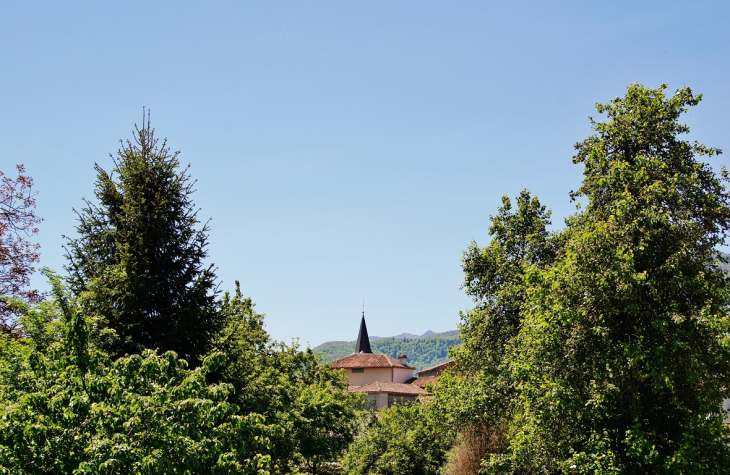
left=328, top=313, right=427, bottom=410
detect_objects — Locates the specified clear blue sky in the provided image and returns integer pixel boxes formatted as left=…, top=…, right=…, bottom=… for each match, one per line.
left=2, top=1, right=728, bottom=347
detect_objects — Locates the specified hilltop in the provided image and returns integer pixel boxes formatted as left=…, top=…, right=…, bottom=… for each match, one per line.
left=312, top=330, right=460, bottom=371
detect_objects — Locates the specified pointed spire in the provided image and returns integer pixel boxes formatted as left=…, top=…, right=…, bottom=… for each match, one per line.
left=355, top=311, right=372, bottom=354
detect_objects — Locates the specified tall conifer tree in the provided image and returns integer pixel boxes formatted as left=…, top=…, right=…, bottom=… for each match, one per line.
left=65, top=113, right=220, bottom=365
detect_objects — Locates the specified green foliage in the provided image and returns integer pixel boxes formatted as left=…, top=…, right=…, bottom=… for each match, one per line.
left=210, top=282, right=364, bottom=474
left=210, top=281, right=271, bottom=413
left=429, top=370, right=504, bottom=440
left=0, top=274, right=362, bottom=474
left=285, top=363, right=364, bottom=474
left=64, top=114, right=220, bottom=366
left=456, top=189, right=563, bottom=374
left=428, top=190, right=562, bottom=473
left=341, top=402, right=450, bottom=475
left=0, top=283, right=272, bottom=475
left=314, top=331, right=461, bottom=371
left=456, top=84, right=730, bottom=474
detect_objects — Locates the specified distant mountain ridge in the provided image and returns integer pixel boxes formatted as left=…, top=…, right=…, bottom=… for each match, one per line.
left=313, top=330, right=461, bottom=371
left=369, top=329, right=455, bottom=341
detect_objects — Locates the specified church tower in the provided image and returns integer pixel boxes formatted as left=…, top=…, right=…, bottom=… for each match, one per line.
left=329, top=312, right=422, bottom=410
left=355, top=312, right=372, bottom=353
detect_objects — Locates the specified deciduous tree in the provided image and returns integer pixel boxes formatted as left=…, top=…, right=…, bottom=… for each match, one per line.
left=0, top=165, right=42, bottom=328
left=457, top=189, right=562, bottom=374
left=487, top=84, right=730, bottom=474
left=210, top=283, right=363, bottom=474
left=341, top=402, right=449, bottom=475
left=0, top=276, right=273, bottom=475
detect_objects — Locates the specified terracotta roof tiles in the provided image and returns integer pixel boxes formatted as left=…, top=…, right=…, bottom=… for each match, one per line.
left=416, top=360, right=455, bottom=377
left=410, top=376, right=438, bottom=389
left=349, top=381, right=426, bottom=395
left=329, top=353, right=416, bottom=370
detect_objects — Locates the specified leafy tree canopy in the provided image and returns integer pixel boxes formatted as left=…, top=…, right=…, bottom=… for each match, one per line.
left=456, top=189, right=563, bottom=374
left=341, top=402, right=450, bottom=475
left=1, top=274, right=362, bottom=475
left=209, top=282, right=364, bottom=474
left=0, top=274, right=273, bottom=475
left=456, top=84, right=730, bottom=474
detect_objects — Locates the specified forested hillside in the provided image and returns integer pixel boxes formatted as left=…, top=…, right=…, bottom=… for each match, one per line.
left=313, top=330, right=460, bottom=371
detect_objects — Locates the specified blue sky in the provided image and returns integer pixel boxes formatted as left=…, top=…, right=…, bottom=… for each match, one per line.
left=2, top=1, right=728, bottom=347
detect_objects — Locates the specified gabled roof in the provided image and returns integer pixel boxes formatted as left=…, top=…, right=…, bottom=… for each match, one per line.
left=349, top=381, right=426, bottom=395
left=355, top=313, right=372, bottom=354
left=416, top=360, right=455, bottom=376
left=329, top=352, right=416, bottom=370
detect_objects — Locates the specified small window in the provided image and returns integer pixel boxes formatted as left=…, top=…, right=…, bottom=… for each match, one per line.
left=351, top=368, right=364, bottom=373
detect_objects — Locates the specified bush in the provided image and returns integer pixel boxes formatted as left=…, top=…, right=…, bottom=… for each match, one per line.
left=0, top=291, right=273, bottom=475
left=341, top=403, right=449, bottom=475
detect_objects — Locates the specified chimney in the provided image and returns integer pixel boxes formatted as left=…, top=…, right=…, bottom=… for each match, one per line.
left=398, top=354, right=408, bottom=365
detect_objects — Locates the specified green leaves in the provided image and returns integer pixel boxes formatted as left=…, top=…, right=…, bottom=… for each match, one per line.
left=456, top=189, right=562, bottom=374
left=342, top=403, right=449, bottom=475
left=1, top=274, right=362, bottom=474
left=207, top=281, right=363, bottom=474
left=456, top=84, right=730, bottom=474
left=0, top=291, right=273, bottom=475
left=1, top=347, right=274, bottom=475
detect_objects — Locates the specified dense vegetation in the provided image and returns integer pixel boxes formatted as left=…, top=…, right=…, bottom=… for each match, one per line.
left=345, top=84, right=730, bottom=475
left=341, top=403, right=450, bottom=475
left=446, top=84, right=730, bottom=474
left=313, top=330, right=460, bottom=371
left=0, top=286, right=272, bottom=475
left=2, top=83, right=729, bottom=474
left=0, top=118, right=361, bottom=474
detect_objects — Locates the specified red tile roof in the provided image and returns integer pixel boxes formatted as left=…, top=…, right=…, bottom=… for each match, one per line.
left=349, top=381, right=426, bottom=395
left=329, top=353, right=415, bottom=370
left=416, top=360, right=455, bottom=377
left=410, top=376, right=438, bottom=389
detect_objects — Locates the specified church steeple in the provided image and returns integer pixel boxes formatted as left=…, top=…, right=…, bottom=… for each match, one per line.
left=355, top=312, right=372, bottom=354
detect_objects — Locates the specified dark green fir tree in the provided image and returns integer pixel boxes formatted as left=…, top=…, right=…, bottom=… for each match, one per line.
left=65, top=112, right=220, bottom=366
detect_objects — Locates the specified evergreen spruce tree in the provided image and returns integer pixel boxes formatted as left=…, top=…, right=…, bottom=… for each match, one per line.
left=65, top=113, right=220, bottom=366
